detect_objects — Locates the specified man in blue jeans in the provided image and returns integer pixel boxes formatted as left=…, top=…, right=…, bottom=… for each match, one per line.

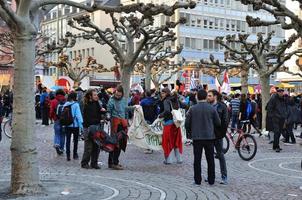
left=207, top=90, right=228, bottom=185
left=230, top=93, right=241, bottom=132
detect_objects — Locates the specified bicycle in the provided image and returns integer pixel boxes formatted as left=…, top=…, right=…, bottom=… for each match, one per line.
left=222, top=120, right=257, bottom=161
left=3, top=114, right=12, bottom=139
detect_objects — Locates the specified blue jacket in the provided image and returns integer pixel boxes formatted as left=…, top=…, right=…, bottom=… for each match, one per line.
left=40, top=92, right=48, bottom=108
left=108, top=97, right=129, bottom=119
left=63, top=101, right=83, bottom=129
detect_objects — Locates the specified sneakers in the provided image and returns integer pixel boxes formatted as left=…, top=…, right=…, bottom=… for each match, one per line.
left=275, top=148, right=282, bottom=153
left=220, top=177, right=228, bottom=185
left=54, top=145, right=63, bottom=155
left=144, top=149, right=154, bottom=154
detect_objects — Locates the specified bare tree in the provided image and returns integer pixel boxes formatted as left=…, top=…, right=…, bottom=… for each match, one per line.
left=50, top=54, right=111, bottom=88
left=67, top=2, right=195, bottom=97
left=136, top=58, right=182, bottom=91
left=216, top=32, right=301, bottom=129
left=136, top=44, right=182, bottom=91
left=0, top=0, right=194, bottom=195
left=237, top=0, right=302, bottom=35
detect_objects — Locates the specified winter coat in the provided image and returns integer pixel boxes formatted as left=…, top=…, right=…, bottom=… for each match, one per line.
left=185, top=101, right=221, bottom=140
left=40, top=92, right=49, bottom=108
left=159, top=95, right=182, bottom=125
left=107, top=96, right=129, bottom=119
left=140, top=97, right=158, bottom=124
left=83, top=101, right=104, bottom=128
left=266, top=94, right=288, bottom=120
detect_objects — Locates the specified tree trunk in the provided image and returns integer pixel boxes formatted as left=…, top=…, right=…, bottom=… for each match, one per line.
left=121, top=65, right=132, bottom=99
left=259, top=74, right=270, bottom=130
left=73, top=80, right=81, bottom=89
left=11, top=34, right=41, bottom=194
left=153, top=80, right=160, bottom=92
left=145, top=64, right=152, bottom=91
left=241, top=68, right=249, bottom=95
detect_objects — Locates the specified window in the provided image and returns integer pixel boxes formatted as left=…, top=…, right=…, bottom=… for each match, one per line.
left=78, top=50, right=81, bottom=57
left=91, top=48, right=95, bottom=56
left=204, top=0, right=208, bottom=5
left=209, top=18, right=214, bottom=29
left=82, top=49, right=85, bottom=58
left=197, top=18, right=201, bottom=27
left=203, top=18, right=208, bottom=29
left=231, top=20, right=236, bottom=31
left=87, top=48, right=90, bottom=56
left=252, top=27, right=256, bottom=34
left=191, top=38, right=196, bottom=49
left=74, top=51, right=77, bottom=58
left=220, top=18, right=224, bottom=30
left=226, top=19, right=230, bottom=31
left=241, top=21, right=246, bottom=32
left=64, top=6, right=70, bottom=15
left=235, top=20, right=240, bottom=32
left=196, top=39, right=202, bottom=50
left=214, top=18, right=219, bottom=29
left=209, top=40, right=214, bottom=51
left=185, top=37, right=190, bottom=48
left=71, top=7, right=77, bottom=13
left=69, top=51, right=72, bottom=59
left=191, top=15, right=196, bottom=27
left=180, top=37, right=185, bottom=46
left=203, top=39, right=209, bottom=50
left=52, top=11, right=57, bottom=19
left=214, top=41, right=219, bottom=51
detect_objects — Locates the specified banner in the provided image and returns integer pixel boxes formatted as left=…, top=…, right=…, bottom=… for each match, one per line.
left=128, top=106, right=187, bottom=151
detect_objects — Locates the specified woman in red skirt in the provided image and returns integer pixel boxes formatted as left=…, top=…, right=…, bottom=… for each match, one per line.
left=159, top=88, right=184, bottom=164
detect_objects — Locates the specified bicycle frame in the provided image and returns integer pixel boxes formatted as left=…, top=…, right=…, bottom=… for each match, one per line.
left=226, top=126, right=246, bottom=149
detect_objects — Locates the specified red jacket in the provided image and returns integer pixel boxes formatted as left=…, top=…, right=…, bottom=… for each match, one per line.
left=49, top=95, right=66, bottom=121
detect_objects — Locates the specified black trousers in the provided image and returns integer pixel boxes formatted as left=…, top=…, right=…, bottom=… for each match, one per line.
left=284, top=122, right=296, bottom=143
left=108, top=148, right=121, bottom=166
left=41, top=107, right=49, bottom=125
left=65, top=127, right=79, bottom=157
left=193, top=140, right=215, bottom=185
left=272, top=118, right=285, bottom=149
left=81, top=130, right=100, bottom=167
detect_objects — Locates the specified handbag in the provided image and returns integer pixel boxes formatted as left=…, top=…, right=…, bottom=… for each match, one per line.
left=170, top=102, right=184, bottom=128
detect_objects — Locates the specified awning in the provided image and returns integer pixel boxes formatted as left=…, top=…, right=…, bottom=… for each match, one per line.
left=275, top=82, right=295, bottom=89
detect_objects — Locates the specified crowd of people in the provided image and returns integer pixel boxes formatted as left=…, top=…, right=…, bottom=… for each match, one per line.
left=1, top=84, right=302, bottom=186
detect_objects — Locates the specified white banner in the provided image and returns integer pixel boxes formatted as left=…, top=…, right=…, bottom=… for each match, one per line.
left=128, top=106, right=187, bottom=151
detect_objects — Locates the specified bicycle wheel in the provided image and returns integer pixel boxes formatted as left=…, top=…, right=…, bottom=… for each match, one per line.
left=237, top=134, right=257, bottom=161
left=222, top=135, right=230, bottom=154
left=4, top=119, right=12, bottom=139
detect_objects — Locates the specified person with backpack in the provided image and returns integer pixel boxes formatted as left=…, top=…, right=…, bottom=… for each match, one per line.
left=247, top=94, right=261, bottom=135
left=230, top=93, right=241, bottom=132
left=40, top=88, right=50, bottom=126
left=207, top=90, right=228, bottom=185
left=63, top=92, right=83, bottom=161
left=81, top=89, right=106, bottom=169
left=49, top=89, right=66, bottom=155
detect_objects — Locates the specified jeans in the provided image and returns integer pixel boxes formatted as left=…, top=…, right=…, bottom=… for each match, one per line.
left=65, top=127, right=79, bottom=157
left=214, top=138, right=227, bottom=179
left=193, top=140, right=215, bottom=185
left=54, top=120, right=65, bottom=150
left=231, top=113, right=239, bottom=131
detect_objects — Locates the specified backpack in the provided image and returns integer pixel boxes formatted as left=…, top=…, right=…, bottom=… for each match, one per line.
left=59, top=103, right=74, bottom=126
left=56, top=101, right=65, bottom=118
left=246, top=101, right=252, bottom=119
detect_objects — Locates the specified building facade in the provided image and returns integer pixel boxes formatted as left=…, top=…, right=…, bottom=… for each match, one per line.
left=39, top=0, right=118, bottom=89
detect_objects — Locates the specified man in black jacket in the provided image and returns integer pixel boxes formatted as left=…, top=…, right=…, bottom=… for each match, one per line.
left=266, top=89, right=287, bottom=152
left=207, top=90, right=228, bottom=185
left=185, top=89, right=221, bottom=185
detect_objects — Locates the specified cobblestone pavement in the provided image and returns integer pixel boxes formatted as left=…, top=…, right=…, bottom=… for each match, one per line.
left=0, top=122, right=302, bottom=200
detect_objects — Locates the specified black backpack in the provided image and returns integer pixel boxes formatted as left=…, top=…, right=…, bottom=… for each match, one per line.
left=59, top=103, right=74, bottom=126
left=56, top=101, right=65, bottom=118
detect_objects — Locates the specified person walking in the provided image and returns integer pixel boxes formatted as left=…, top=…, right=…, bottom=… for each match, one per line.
left=64, top=92, right=83, bottom=161
left=107, top=85, right=130, bottom=170
left=266, top=89, right=287, bottom=152
left=207, top=90, right=228, bottom=185
left=230, top=93, right=240, bottom=132
left=284, top=97, right=297, bottom=144
left=159, top=88, right=184, bottom=165
left=49, top=89, right=66, bottom=155
left=40, top=88, right=50, bottom=126
left=81, top=89, right=106, bottom=169
left=185, top=89, right=221, bottom=185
